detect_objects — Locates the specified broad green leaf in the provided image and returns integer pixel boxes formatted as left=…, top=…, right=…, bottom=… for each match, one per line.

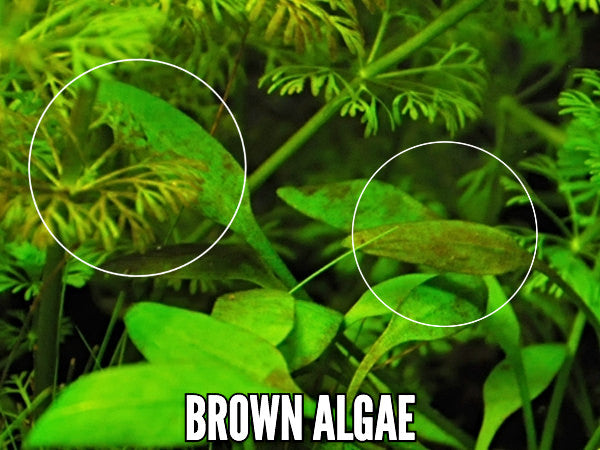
left=25, top=362, right=287, bottom=448
left=212, top=289, right=295, bottom=345
left=347, top=220, right=531, bottom=275
left=475, top=344, right=567, bottom=450
left=103, top=243, right=284, bottom=288
left=96, top=80, right=296, bottom=287
left=96, top=80, right=245, bottom=230
left=277, top=179, right=437, bottom=232
left=278, top=300, right=343, bottom=370
left=347, top=274, right=485, bottom=400
left=125, top=302, right=299, bottom=392
left=344, top=273, right=436, bottom=328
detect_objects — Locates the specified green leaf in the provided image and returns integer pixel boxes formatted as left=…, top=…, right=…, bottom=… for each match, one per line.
left=125, top=302, right=300, bottom=392
left=277, top=179, right=437, bottom=232
left=103, top=243, right=284, bottom=288
left=344, top=273, right=436, bottom=328
left=347, top=274, right=485, bottom=400
left=547, top=246, right=600, bottom=318
left=96, top=81, right=244, bottom=228
left=347, top=220, right=531, bottom=275
left=483, top=276, right=521, bottom=354
left=278, top=300, right=343, bottom=370
left=25, top=362, right=286, bottom=448
left=475, top=344, right=567, bottom=450
left=212, top=289, right=295, bottom=345
left=96, top=80, right=296, bottom=287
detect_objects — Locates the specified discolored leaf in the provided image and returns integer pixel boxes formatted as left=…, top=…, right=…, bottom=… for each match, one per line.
left=212, top=289, right=295, bottom=345
left=125, top=302, right=300, bottom=392
left=278, top=300, right=343, bottom=370
left=347, top=274, right=485, bottom=400
left=96, top=80, right=296, bottom=286
left=475, top=344, right=567, bottom=450
left=347, top=220, right=531, bottom=275
left=103, top=243, right=284, bottom=288
left=277, top=179, right=437, bottom=232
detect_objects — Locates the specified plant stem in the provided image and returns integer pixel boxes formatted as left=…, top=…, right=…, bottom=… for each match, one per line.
left=248, top=96, right=346, bottom=191
left=499, top=96, right=567, bottom=148
left=584, top=423, right=600, bottom=450
left=248, top=0, right=488, bottom=192
left=510, top=352, right=537, bottom=450
left=361, top=0, right=487, bottom=79
left=33, top=243, right=66, bottom=404
left=540, top=311, right=586, bottom=450
left=365, top=7, right=390, bottom=65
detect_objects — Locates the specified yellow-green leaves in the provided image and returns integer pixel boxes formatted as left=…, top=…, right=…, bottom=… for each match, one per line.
left=348, top=220, right=531, bottom=275
left=125, top=302, right=300, bottom=392
left=25, top=362, right=281, bottom=448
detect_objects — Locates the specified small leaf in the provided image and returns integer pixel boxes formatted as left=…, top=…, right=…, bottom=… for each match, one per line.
left=25, top=362, right=288, bottom=448
left=212, top=289, right=295, bottom=345
left=347, top=274, right=485, bottom=400
left=475, top=344, right=567, bottom=450
left=277, top=179, right=437, bottom=232
left=125, top=302, right=300, bottom=392
left=347, top=220, right=530, bottom=275
left=278, top=300, right=343, bottom=370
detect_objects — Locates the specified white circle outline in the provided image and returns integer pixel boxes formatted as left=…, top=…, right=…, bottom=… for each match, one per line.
left=351, top=140, right=539, bottom=327
left=28, top=58, right=247, bottom=278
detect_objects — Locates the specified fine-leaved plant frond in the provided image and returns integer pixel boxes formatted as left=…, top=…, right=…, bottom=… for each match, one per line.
left=530, top=0, right=599, bottom=13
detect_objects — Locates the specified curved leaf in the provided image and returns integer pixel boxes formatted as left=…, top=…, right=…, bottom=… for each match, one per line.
left=97, top=80, right=296, bottom=287
left=103, top=243, right=285, bottom=288
left=475, top=344, right=567, bottom=450
left=278, top=300, right=343, bottom=370
left=125, top=302, right=299, bottom=392
left=347, top=274, right=484, bottom=400
left=212, top=289, right=295, bottom=345
left=347, top=220, right=531, bottom=275
left=25, top=362, right=285, bottom=448
left=277, top=179, right=437, bottom=232
left=344, top=273, right=436, bottom=327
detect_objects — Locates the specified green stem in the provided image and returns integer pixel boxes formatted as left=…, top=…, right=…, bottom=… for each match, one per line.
left=366, top=7, right=390, bottom=65
left=0, top=388, right=52, bottom=443
left=510, top=351, right=537, bottom=450
left=248, top=96, right=346, bottom=191
left=248, top=0, right=487, bottom=192
left=361, top=0, right=487, bottom=79
left=584, top=423, right=600, bottom=450
left=33, top=243, right=66, bottom=404
left=288, top=224, right=401, bottom=295
left=540, top=311, right=586, bottom=450
left=94, top=292, right=125, bottom=370
left=499, top=96, right=567, bottom=148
